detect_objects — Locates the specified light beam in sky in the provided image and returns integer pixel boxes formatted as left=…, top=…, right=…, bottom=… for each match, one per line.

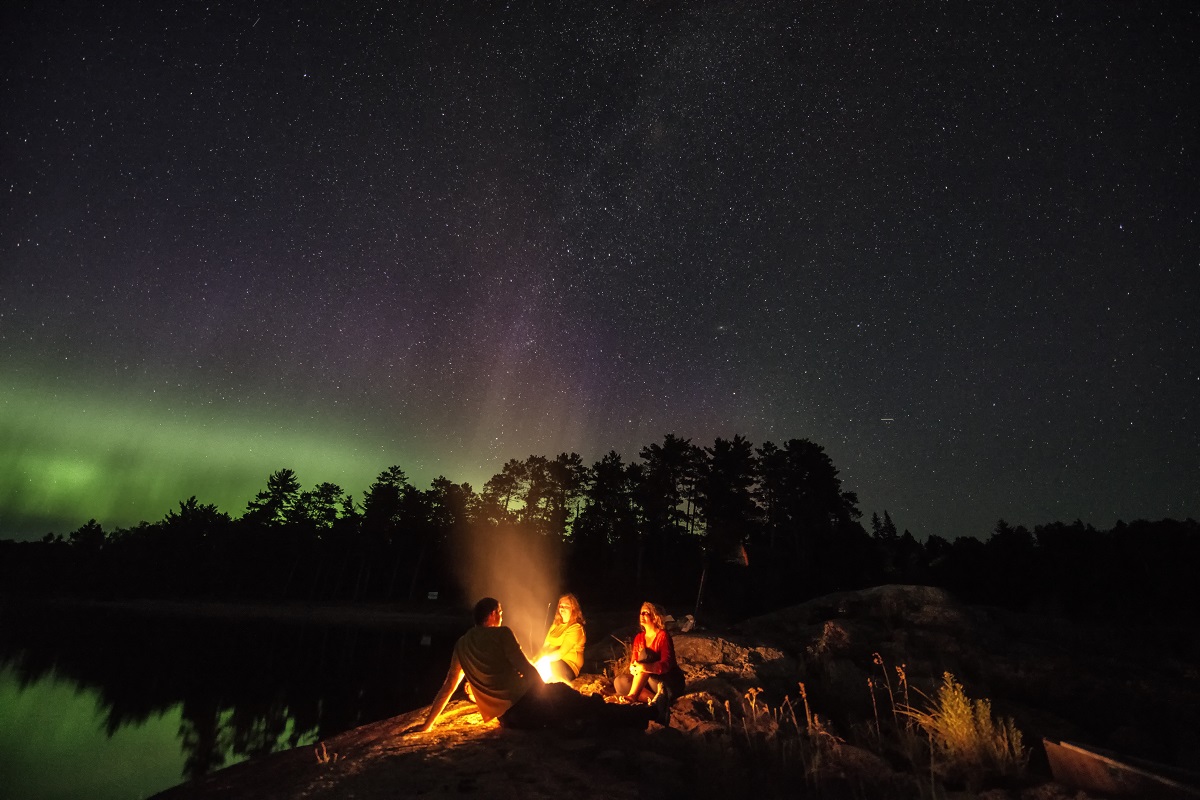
left=1, top=0, right=1196, bottom=543
left=455, top=524, right=562, bottom=657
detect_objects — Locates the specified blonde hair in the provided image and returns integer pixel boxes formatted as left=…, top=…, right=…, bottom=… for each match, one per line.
left=639, top=602, right=666, bottom=629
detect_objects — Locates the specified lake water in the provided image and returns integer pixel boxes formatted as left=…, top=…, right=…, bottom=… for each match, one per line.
left=0, top=602, right=463, bottom=800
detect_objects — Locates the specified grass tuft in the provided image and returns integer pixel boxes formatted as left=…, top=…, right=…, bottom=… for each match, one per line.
left=899, top=671, right=1028, bottom=788
left=683, top=655, right=1029, bottom=799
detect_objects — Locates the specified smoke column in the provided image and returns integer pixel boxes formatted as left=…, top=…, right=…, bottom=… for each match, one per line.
left=456, top=524, right=562, bottom=655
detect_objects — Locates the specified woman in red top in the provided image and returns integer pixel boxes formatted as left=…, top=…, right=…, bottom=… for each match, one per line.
left=613, top=602, right=686, bottom=709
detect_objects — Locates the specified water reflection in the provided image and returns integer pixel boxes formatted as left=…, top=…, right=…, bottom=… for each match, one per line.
left=0, top=602, right=461, bottom=800
left=1, top=666, right=188, bottom=800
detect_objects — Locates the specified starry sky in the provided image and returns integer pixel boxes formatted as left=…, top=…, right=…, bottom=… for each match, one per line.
left=2, top=1, right=1197, bottom=543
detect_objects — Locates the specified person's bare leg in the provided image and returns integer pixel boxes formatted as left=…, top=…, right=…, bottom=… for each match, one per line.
left=627, top=671, right=653, bottom=702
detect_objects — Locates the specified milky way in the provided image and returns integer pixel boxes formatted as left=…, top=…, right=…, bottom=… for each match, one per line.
left=2, top=1, right=1197, bottom=540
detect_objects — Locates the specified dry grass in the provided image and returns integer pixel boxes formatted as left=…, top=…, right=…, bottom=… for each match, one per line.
left=682, top=654, right=1028, bottom=799
left=600, top=636, right=1028, bottom=797
left=899, top=671, right=1029, bottom=789
left=605, top=633, right=634, bottom=679
left=688, top=684, right=839, bottom=798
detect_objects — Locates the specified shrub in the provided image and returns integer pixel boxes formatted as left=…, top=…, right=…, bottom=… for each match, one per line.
left=901, top=671, right=1029, bottom=788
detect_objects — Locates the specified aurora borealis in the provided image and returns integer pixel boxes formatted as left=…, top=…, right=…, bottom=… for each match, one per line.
left=2, top=1, right=1198, bottom=542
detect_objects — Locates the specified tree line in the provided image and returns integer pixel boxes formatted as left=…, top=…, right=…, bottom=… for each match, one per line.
left=2, top=433, right=1196, bottom=623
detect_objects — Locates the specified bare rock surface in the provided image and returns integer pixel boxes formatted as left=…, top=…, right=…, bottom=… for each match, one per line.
left=151, top=585, right=1200, bottom=799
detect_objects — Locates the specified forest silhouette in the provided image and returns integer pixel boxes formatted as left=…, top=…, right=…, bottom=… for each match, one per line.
left=3, top=432, right=1196, bottom=624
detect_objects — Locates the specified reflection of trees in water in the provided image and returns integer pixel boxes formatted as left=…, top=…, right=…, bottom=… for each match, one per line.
left=227, top=694, right=292, bottom=762
left=179, top=698, right=233, bottom=781
left=0, top=605, right=458, bottom=781
left=176, top=689, right=299, bottom=781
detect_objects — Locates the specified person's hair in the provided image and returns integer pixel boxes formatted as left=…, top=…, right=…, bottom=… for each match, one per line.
left=639, top=602, right=665, bottom=629
left=473, top=597, right=500, bottom=626
left=557, top=593, right=585, bottom=626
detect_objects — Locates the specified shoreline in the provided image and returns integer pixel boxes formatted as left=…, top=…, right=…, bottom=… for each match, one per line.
left=4, top=596, right=474, bottom=631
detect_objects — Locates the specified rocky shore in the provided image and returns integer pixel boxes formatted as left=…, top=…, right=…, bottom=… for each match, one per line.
left=150, top=585, right=1200, bottom=799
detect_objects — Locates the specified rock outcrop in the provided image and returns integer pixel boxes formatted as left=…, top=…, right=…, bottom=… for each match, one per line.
left=152, top=585, right=1200, bottom=799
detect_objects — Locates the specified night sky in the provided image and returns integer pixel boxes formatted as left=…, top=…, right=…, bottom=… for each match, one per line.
left=2, top=1, right=1197, bottom=543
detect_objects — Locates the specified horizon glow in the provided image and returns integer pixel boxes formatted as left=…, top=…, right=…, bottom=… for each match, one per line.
left=0, top=379, right=461, bottom=539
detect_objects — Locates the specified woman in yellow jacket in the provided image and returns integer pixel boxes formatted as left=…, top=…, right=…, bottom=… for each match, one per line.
left=537, top=593, right=586, bottom=683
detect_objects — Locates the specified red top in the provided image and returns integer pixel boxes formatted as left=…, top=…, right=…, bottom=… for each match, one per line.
left=632, top=628, right=677, bottom=675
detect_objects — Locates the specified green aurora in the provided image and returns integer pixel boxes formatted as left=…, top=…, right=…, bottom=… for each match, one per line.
left=0, top=379, right=472, bottom=541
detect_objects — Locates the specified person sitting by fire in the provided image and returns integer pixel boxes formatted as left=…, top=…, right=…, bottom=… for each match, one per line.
left=613, top=601, right=686, bottom=716
left=420, top=597, right=652, bottom=732
left=535, top=593, right=586, bottom=683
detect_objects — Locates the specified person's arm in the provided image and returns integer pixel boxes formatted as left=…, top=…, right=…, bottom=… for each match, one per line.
left=420, top=651, right=465, bottom=732
left=543, top=623, right=583, bottom=663
left=627, top=631, right=646, bottom=673
left=538, top=625, right=559, bottom=660
left=642, top=630, right=675, bottom=675
left=624, top=631, right=646, bottom=696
